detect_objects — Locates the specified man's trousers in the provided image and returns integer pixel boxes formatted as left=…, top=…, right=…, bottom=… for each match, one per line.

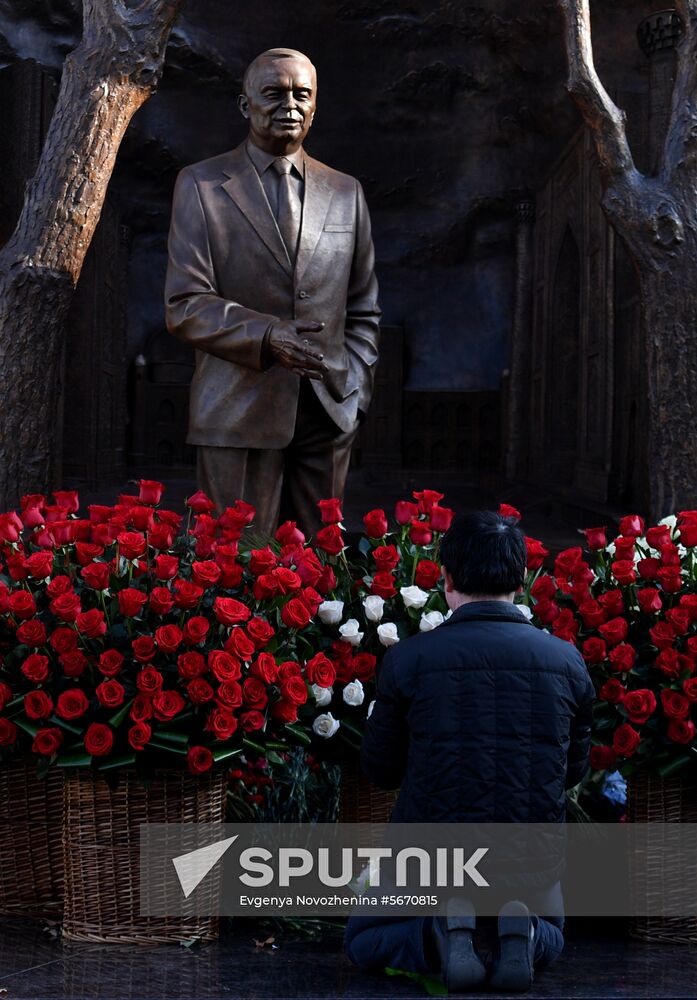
left=196, top=380, right=359, bottom=538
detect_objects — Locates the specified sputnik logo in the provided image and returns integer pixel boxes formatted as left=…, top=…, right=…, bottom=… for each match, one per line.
left=172, top=835, right=238, bottom=898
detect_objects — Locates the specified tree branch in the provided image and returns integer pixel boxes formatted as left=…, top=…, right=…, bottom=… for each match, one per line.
left=662, top=3, right=697, bottom=178
left=558, top=0, right=636, bottom=184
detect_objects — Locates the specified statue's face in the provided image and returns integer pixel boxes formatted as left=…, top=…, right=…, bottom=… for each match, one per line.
left=239, top=56, right=317, bottom=153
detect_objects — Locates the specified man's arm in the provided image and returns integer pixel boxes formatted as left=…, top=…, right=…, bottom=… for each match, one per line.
left=566, top=666, right=595, bottom=789
left=344, top=179, right=381, bottom=415
left=360, top=649, right=409, bottom=789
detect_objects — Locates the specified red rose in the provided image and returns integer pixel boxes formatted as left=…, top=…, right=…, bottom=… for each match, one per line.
left=273, top=567, right=303, bottom=594
left=531, top=576, right=557, bottom=602
left=96, top=679, right=125, bottom=709
left=132, top=636, right=156, bottom=663
left=414, top=559, right=441, bottom=590
left=118, top=588, right=147, bottom=618
left=647, top=525, right=672, bottom=549
left=271, top=699, right=298, bottom=723
left=24, top=551, right=53, bottom=578
left=281, top=598, right=312, bottom=630
left=182, top=615, right=209, bottom=646
left=242, top=676, right=268, bottom=709
left=525, top=537, right=549, bottom=571
left=192, top=560, right=222, bottom=588
left=76, top=608, right=106, bottom=639
left=155, top=624, right=183, bottom=655
left=208, top=650, right=242, bottom=682
left=649, top=621, right=676, bottom=651
left=318, top=498, right=343, bottom=524
left=219, top=499, right=255, bottom=533
left=214, top=597, right=252, bottom=626
left=152, top=690, right=186, bottom=722
left=225, top=628, right=255, bottom=661
left=85, top=723, right=114, bottom=756
left=598, top=617, right=628, bottom=647
left=58, top=650, right=87, bottom=680
left=352, top=652, right=377, bottom=682
left=316, top=524, right=344, bottom=555
left=138, top=479, right=165, bottom=505
left=657, top=569, right=683, bottom=593
left=660, top=543, right=681, bottom=567
left=607, top=643, right=636, bottom=674
left=154, top=554, right=179, bottom=580
left=278, top=660, right=302, bottom=680
left=578, top=600, right=607, bottom=629
left=79, top=562, right=110, bottom=591
left=582, top=638, right=607, bottom=664
left=363, top=509, right=388, bottom=538
left=666, top=608, right=691, bottom=635
left=21, top=653, right=50, bottom=683
left=654, top=648, right=682, bottom=679
left=250, top=653, right=279, bottom=684
left=16, top=619, right=48, bottom=647
left=611, top=560, right=636, bottom=586
left=598, top=590, right=625, bottom=617
left=499, top=503, right=522, bottom=522
left=205, top=708, right=238, bottom=740
left=48, top=591, right=80, bottom=623
left=149, top=587, right=174, bottom=616
left=56, top=688, right=89, bottom=720
left=554, top=548, right=584, bottom=579
left=215, top=681, right=242, bottom=712
left=395, top=500, right=419, bottom=525
left=281, top=676, right=307, bottom=705
left=9, top=591, right=37, bottom=620
left=98, top=649, right=124, bottom=677
left=240, top=710, right=265, bottom=732
left=623, top=689, right=657, bottom=724
left=371, top=571, right=397, bottom=600
left=599, top=679, right=626, bottom=704
left=22, top=505, right=44, bottom=530
left=187, top=745, right=214, bottom=774
left=583, top=526, right=607, bottom=550
left=148, top=524, right=173, bottom=550
left=128, top=721, right=152, bottom=751
left=188, top=678, right=215, bottom=705
left=683, top=678, right=697, bottom=701
left=173, top=579, right=204, bottom=610
left=590, top=746, right=618, bottom=770
left=679, top=524, right=697, bottom=547
left=116, top=531, right=146, bottom=561
left=249, top=548, right=277, bottom=576
left=0, top=511, right=23, bottom=542
left=247, top=617, right=275, bottom=649
left=178, top=651, right=207, bottom=679
left=430, top=505, right=454, bottom=532
left=613, top=723, right=641, bottom=757
left=667, top=719, right=696, bottom=744
left=253, top=574, right=279, bottom=600
left=32, top=727, right=63, bottom=756
left=316, top=564, right=337, bottom=595
left=637, top=558, right=660, bottom=581
left=299, top=587, right=322, bottom=615
left=24, top=690, right=53, bottom=720
left=276, top=521, right=305, bottom=546
left=551, top=609, right=579, bottom=642
left=661, top=689, right=690, bottom=719
left=0, top=682, right=13, bottom=710
left=373, top=545, right=400, bottom=572
left=136, top=665, right=164, bottom=692
left=186, top=489, right=216, bottom=514
left=0, top=719, right=18, bottom=746
left=409, top=519, right=433, bottom=546
left=619, top=515, right=645, bottom=538
left=413, top=490, right=444, bottom=514
left=130, top=694, right=153, bottom=722
left=637, top=588, right=662, bottom=615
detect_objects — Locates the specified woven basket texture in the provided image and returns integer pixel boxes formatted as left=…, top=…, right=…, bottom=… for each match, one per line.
left=339, top=759, right=398, bottom=824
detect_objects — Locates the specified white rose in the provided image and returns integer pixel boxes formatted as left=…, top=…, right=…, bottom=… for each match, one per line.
left=516, top=604, right=533, bottom=621
left=659, top=515, right=677, bottom=529
left=343, top=679, right=365, bottom=706
left=339, top=619, right=363, bottom=646
left=377, top=622, right=399, bottom=646
left=311, top=684, right=333, bottom=707
left=419, top=610, right=444, bottom=631
left=318, top=600, right=344, bottom=625
left=363, top=595, right=385, bottom=622
left=367, top=699, right=375, bottom=718
left=401, top=585, right=429, bottom=609
left=312, top=713, right=340, bottom=739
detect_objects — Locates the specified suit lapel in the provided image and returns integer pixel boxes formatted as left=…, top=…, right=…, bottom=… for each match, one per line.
left=295, top=155, right=336, bottom=283
left=221, top=146, right=293, bottom=277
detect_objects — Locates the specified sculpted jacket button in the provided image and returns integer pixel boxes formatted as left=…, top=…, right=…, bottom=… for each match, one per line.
left=298, top=290, right=308, bottom=299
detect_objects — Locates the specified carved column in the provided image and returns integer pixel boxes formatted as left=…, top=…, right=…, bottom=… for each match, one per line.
left=637, top=10, right=681, bottom=174
left=504, top=198, right=535, bottom=481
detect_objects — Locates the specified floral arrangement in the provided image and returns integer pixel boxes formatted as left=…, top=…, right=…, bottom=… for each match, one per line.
left=524, top=512, right=697, bottom=779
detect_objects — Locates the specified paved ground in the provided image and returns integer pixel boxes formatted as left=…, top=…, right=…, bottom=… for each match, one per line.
left=0, top=917, right=694, bottom=999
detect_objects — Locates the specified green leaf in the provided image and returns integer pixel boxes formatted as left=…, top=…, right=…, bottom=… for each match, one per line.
left=242, top=736, right=267, bottom=754
left=48, top=714, right=83, bottom=736
left=152, top=729, right=190, bottom=745
left=56, top=752, right=93, bottom=767
left=148, top=738, right=187, bottom=755
left=212, top=746, right=243, bottom=763
left=14, top=717, right=39, bottom=738
left=657, top=754, right=693, bottom=778
left=98, top=753, right=138, bottom=771
left=108, top=698, right=135, bottom=729
left=284, top=723, right=311, bottom=746
left=340, top=717, right=365, bottom=739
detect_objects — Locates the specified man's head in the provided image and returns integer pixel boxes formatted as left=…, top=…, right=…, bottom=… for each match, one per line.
left=238, top=48, right=317, bottom=155
left=439, top=510, right=527, bottom=609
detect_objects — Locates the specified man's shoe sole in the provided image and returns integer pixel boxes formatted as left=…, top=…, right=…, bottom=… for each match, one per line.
left=442, top=900, right=487, bottom=992
left=489, top=900, right=534, bottom=992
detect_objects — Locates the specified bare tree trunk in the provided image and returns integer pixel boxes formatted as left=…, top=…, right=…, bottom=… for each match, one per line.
left=0, top=0, right=183, bottom=510
left=559, top=0, right=697, bottom=518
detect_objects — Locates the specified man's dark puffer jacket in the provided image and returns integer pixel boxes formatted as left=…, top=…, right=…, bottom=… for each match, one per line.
left=361, top=601, right=595, bottom=825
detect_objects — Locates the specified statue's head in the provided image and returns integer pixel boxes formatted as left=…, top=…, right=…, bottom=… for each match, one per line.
left=238, top=48, right=317, bottom=154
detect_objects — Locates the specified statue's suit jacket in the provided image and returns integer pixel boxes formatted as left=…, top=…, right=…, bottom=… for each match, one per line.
left=165, top=141, right=381, bottom=449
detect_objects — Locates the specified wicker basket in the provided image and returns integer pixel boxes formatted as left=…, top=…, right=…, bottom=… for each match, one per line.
left=62, top=769, right=227, bottom=944
left=0, top=761, right=63, bottom=918
left=627, top=769, right=697, bottom=944
left=339, top=759, right=398, bottom=824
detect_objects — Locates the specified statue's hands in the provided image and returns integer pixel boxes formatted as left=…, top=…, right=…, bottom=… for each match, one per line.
left=267, top=320, right=329, bottom=380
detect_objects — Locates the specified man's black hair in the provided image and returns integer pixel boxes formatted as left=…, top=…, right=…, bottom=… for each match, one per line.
left=439, top=510, right=526, bottom=596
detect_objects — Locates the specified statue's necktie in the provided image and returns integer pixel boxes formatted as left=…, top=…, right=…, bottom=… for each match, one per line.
left=273, top=156, right=301, bottom=264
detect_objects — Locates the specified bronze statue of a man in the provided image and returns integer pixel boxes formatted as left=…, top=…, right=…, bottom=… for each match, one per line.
left=165, top=47, right=381, bottom=536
